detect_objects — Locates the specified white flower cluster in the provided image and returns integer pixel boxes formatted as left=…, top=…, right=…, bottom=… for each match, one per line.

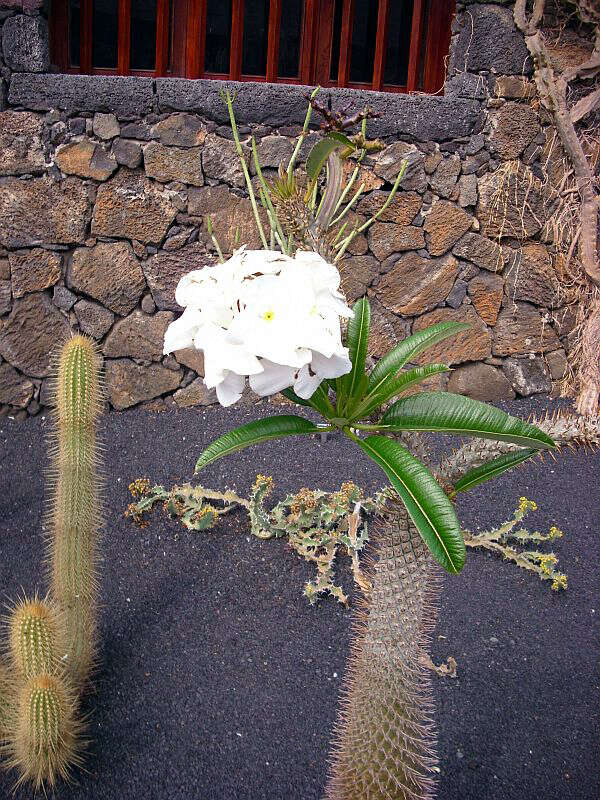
left=163, top=247, right=354, bottom=406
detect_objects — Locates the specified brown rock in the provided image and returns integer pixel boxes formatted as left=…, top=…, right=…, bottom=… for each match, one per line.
left=0, top=110, right=45, bottom=176
left=105, top=359, right=182, bottom=410
left=202, top=134, right=246, bottom=187
left=0, top=260, right=10, bottom=280
left=69, top=241, right=146, bottom=315
left=503, top=357, right=551, bottom=396
left=143, top=142, right=204, bottom=186
left=56, top=139, right=117, bottom=181
left=375, top=252, right=459, bottom=316
left=342, top=160, right=384, bottom=192
left=152, top=114, right=207, bottom=148
left=92, top=170, right=177, bottom=245
left=478, top=163, right=548, bottom=239
left=74, top=299, right=114, bottom=338
left=254, top=135, right=295, bottom=170
left=413, top=307, right=491, bottom=365
left=0, top=362, right=34, bottom=408
left=173, top=377, right=217, bottom=407
left=489, top=102, right=540, bottom=160
left=374, top=141, right=419, bottom=183
left=0, top=177, right=89, bottom=248
left=504, top=244, right=560, bottom=307
left=188, top=185, right=267, bottom=252
left=453, top=232, right=513, bottom=273
left=9, top=249, right=62, bottom=298
left=430, top=156, right=461, bottom=198
left=92, top=113, right=119, bottom=140
left=174, top=347, right=204, bottom=375
left=468, top=273, right=504, bottom=325
left=493, top=302, right=560, bottom=356
left=368, top=223, right=425, bottom=261
left=102, top=310, right=174, bottom=360
left=545, top=349, right=567, bottom=380
left=112, top=138, right=142, bottom=169
left=143, top=242, right=213, bottom=311
left=0, top=292, right=69, bottom=377
left=447, top=362, right=515, bottom=402
left=0, top=280, right=11, bottom=315
left=357, top=190, right=421, bottom=225
left=339, top=255, right=380, bottom=303
left=367, top=301, right=405, bottom=359
left=423, top=201, right=473, bottom=256
left=494, top=76, right=536, bottom=99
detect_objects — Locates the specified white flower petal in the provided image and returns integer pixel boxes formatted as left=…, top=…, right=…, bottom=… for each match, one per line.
left=163, top=308, right=204, bottom=354
left=249, top=360, right=296, bottom=396
left=215, top=371, right=246, bottom=407
left=310, top=349, right=352, bottom=378
left=294, top=365, right=323, bottom=399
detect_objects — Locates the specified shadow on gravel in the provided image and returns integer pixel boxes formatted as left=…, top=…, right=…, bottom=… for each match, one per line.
left=0, top=396, right=598, bottom=800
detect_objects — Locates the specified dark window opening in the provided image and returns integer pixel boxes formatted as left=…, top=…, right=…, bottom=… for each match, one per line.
left=51, top=0, right=454, bottom=94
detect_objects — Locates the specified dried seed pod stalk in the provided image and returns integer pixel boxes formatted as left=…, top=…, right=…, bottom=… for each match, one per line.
left=48, top=335, right=103, bottom=687
left=325, top=492, right=439, bottom=800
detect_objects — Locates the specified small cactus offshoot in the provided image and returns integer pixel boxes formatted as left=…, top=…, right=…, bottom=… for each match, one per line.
left=6, top=673, right=83, bottom=791
left=8, top=597, right=66, bottom=681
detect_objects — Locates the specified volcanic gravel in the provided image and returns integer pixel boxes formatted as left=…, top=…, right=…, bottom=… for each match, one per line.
left=0, top=396, right=598, bottom=800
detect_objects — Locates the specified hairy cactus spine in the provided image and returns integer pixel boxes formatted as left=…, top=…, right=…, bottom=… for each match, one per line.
left=0, top=660, right=11, bottom=742
left=48, top=335, right=103, bottom=687
left=8, top=598, right=65, bottom=681
left=8, top=673, right=82, bottom=790
left=325, top=493, right=439, bottom=800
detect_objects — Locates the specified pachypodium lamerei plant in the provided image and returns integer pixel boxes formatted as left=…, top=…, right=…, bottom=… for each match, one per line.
left=182, top=280, right=555, bottom=797
left=0, top=335, right=103, bottom=790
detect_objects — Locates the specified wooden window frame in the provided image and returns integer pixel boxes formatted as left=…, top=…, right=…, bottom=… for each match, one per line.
left=50, top=0, right=454, bottom=93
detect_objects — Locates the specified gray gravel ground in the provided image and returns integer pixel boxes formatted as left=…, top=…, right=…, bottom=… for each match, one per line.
left=0, top=395, right=598, bottom=800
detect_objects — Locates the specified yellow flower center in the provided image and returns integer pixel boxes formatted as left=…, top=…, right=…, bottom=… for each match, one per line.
left=263, top=310, right=275, bottom=321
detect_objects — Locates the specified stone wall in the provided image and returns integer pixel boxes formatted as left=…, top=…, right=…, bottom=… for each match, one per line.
left=0, top=0, right=572, bottom=418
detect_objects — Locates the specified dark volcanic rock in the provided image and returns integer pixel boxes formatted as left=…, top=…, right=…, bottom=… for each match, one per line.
left=0, top=292, right=69, bottom=377
left=1, top=14, right=49, bottom=72
left=450, top=4, right=532, bottom=75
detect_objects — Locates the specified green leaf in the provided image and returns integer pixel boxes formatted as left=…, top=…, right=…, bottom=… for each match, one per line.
left=355, top=435, right=465, bottom=573
left=195, top=415, right=325, bottom=472
left=453, top=449, right=537, bottom=494
left=342, top=297, right=371, bottom=408
left=353, top=364, right=449, bottom=419
left=281, top=384, right=334, bottom=418
left=381, top=392, right=556, bottom=449
left=368, top=322, right=470, bottom=395
left=306, top=136, right=348, bottom=184
left=327, top=131, right=355, bottom=148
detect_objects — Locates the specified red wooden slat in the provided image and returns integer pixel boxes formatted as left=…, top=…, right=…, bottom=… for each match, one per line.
left=266, top=0, right=281, bottom=82
left=50, top=0, right=68, bottom=71
left=197, top=0, right=208, bottom=77
left=81, top=0, right=93, bottom=73
left=313, top=0, right=334, bottom=86
left=423, top=0, right=455, bottom=93
left=118, top=0, right=131, bottom=75
left=230, top=0, right=245, bottom=80
left=337, top=0, right=354, bottom=88
left=300, top=0, right=318, bottom=84
left=406, top=0, right=424, bottom=92
left=185, top=0, right=201, bottom=76
left=372, top=0, right=389, bottom=91
left=155, top=0, right=170, bottom=75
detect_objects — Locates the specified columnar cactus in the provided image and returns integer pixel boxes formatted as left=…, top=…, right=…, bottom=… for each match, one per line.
left=1, top=335, right=102, bottom=790
left=48, top=335, right=103, bottom=686
left=325, top=491, right=439, bottom=800
left=8, top=673, right=82, bottom=791
left=9, top=598, right=65, bottom=681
